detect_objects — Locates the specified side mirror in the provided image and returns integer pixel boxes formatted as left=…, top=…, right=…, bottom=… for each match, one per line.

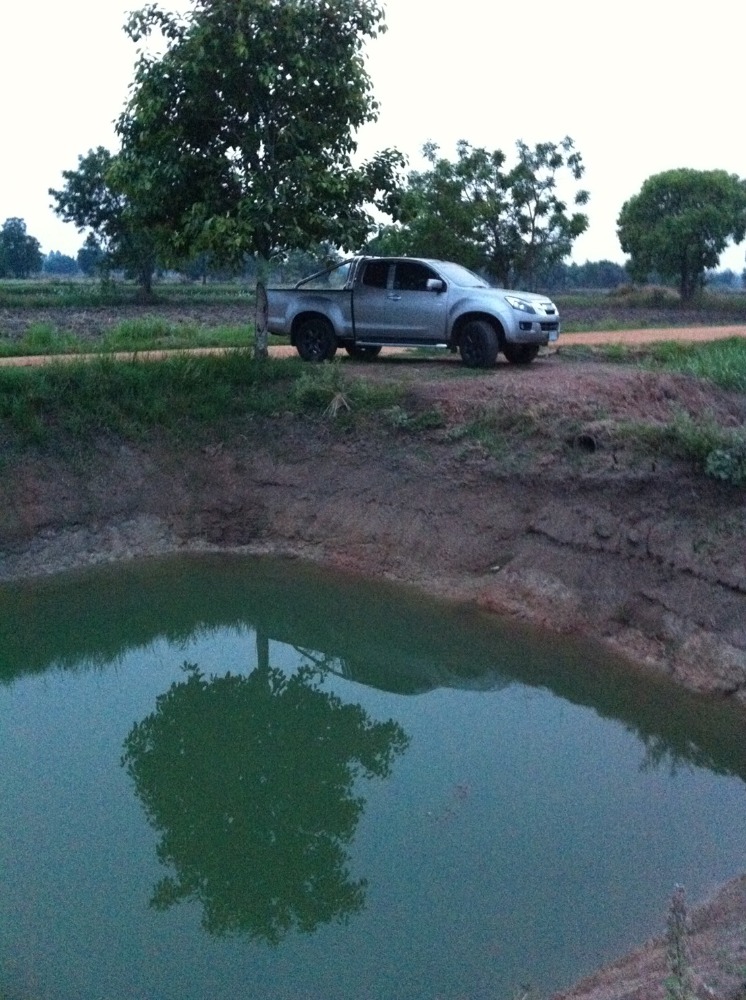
left=426, top=278, right=445, bottom=292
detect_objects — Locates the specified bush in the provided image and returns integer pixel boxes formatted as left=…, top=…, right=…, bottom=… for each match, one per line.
left=705, top=440, right=746, bottom=485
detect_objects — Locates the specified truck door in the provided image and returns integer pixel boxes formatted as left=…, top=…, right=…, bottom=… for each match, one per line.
left=352, top=260, right=447, bottom=344
left=390, top=261, right=448, bottom=342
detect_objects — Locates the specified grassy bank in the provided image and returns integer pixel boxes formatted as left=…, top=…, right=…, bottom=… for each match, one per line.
left=0, top=354, right=403, bottom=448
left=1, top=338, right=744, bottom=483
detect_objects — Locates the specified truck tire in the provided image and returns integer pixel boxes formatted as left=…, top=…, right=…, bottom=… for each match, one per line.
left=503, top=343, right=539, bottom=365
left=295, top=316, right=338, bottom=362
left=458, top=320, right=499, bottom=368
left=344, top=344, right=382, bottom=360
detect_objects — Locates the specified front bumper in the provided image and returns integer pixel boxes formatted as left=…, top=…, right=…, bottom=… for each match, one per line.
left=514, top=319, right=561, bottom=343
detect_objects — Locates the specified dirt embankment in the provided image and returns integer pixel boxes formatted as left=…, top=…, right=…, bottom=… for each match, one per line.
left=1, top=345, right=745, bottom=999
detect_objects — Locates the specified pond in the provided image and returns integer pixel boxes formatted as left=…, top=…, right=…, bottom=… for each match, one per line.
left=1, top=555, right=745, bottom=1000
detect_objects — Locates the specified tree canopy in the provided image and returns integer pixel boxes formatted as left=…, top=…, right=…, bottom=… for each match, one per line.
left=371, top=137, right=589, bottom=289
left=49, top=146, right=159, bottom=292
left=617, top=168, right=746, bottom=301
left=42, top=251, right=79, bottom=276
left=0, top=217, right=43, bottom=278
left=113, top=0, right=404, bottom=270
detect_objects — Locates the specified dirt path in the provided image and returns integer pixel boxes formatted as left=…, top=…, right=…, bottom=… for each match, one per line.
left=0, top=325, right=744, bottom=368
left=563, top=325, right=746, bottom=344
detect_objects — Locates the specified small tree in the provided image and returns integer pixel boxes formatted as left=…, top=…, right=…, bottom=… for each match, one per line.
left=0, top=217, right=43, bottom=278
left=76, top=234, right=106, bottom=278
left=43, top=251, right=79, bottom=276
left=617, top=168, right=746, bottom=302
left=49, top=147, right=158, bottom=293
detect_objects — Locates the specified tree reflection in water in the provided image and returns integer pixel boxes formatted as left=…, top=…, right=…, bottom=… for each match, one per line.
left=122, top=657, right=409, bottom=944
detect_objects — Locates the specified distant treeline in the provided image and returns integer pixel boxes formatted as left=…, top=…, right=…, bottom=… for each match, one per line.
left=4, top=229, right=745, bottom=294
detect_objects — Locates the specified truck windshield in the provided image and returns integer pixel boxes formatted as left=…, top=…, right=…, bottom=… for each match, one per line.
left=434, top=262, right=490, bottom=288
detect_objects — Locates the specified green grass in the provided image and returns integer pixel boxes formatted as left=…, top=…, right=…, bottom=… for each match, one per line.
left=0, top=320, right=262, bottom=358
left=0, top=278, right=254, bottom=309
left=99, top=318, right=254, bottom=352
left=576, top=337, right=746, bottom=393
left=642, top=337, right=746, bottom=392
left=0, top=354, right=405, bottom=448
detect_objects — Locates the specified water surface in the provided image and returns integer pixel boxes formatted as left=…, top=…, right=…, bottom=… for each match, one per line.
left=1, top=555, right=744, bottom=1000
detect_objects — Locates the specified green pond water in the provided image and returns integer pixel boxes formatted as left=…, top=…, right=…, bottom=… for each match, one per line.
left=1, top=554, right=745, bottom=1000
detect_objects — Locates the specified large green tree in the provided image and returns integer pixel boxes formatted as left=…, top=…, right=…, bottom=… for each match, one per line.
left=372, top=137, right=589, bottom=289
left=617, top=168, right=746, bottom=301
left=0, top=217, right=43, bottom=278
left=49, top=147, right=158, bottom=293
left=113, top=0, right=404, bottom=272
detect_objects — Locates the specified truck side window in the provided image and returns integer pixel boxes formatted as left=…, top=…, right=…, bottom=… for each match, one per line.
left=394, top=262, right=438, bottom=292
left=361, top=261, right=390, bottom=288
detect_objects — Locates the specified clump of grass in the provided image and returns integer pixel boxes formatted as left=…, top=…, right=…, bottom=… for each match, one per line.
left=100, top=318, right=255, bottom=352
left=0, top=323, right=84, bottom=357
left=443, top=406, right=543, bottom=458
left=0, top=278, right=256, bottom=310
left=643, top=338, right=746, bottom=392
left=619, top=410, right=746, bottom=485
left=290, top=361, right=402, bottom=416
left=705, top=439, right=746, bottom=485
left=664, top=885, right=696, bottom=1000
left=381, top=405, right=445, bottom=431
left=101, top=317, right=199, bottom=350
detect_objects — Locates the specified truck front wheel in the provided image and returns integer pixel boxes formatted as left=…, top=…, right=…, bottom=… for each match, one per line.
left=295, top=317, right=338, bottom=362
left=458, top=320, right=498, bottom=368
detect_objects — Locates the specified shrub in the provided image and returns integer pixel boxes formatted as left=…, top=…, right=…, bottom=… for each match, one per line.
left=705, top=439, right=746, bottom=485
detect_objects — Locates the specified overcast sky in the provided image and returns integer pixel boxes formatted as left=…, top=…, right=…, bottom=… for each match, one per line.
left=3, top=0, right=745, bottom=271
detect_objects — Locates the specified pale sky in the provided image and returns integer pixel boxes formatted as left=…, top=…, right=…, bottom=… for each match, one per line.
left=2, top=0, right=745, bottom=271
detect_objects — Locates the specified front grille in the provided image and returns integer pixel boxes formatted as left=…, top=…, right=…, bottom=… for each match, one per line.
left=541, top=322, right=559, bottom=332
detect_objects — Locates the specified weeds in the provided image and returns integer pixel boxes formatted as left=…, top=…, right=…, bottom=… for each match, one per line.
left=705, top=440, right=746, bottom=485
left=643, top=338, right=746, bottom=392
left=381, top=405, right=445, bottom=431
left=0, top=323, right=83, bottom=357
left=0, top=354, right=405, bottom=448
left=290, top=361, right=402, bottom=416
left=619, top=410, right=746, bottom=484
left=0, top=278, right=255, bottom=309
left=100, top=319, right=253, bottom=352
left=665, top=886, right=696, bottom=1000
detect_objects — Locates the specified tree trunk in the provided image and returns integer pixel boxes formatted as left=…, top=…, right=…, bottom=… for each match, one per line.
left=254, top=256, right=270, bottom=359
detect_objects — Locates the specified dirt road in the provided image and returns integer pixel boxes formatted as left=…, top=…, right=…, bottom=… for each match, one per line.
left=1, top=324, right=744, bottom=368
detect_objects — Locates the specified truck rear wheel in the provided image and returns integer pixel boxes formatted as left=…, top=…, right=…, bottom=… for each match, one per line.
left=458, top=320, right=498, bottom=368
left=503, top=343, right=539, bottom=365
left=295, top=317, right=338, bottom=362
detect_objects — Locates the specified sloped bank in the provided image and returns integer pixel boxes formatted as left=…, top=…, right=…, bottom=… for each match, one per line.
left=1, top=413, right=745, bottom=705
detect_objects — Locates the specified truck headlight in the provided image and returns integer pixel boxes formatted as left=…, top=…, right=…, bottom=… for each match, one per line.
left=505, top=295, right=537, bottom=314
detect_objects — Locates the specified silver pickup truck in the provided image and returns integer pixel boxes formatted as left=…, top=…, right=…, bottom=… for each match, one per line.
left=263, top=256, right=560, bottom=367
